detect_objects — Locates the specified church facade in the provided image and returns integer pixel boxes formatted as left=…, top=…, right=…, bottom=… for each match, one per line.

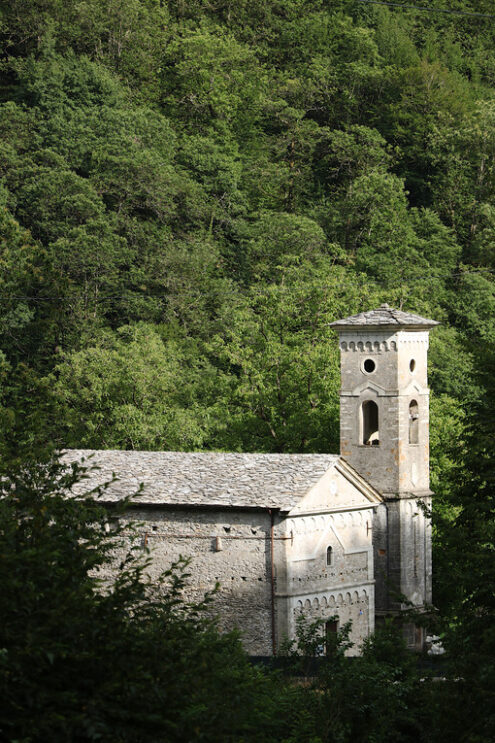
left=66, top=305, right=438, bottom=654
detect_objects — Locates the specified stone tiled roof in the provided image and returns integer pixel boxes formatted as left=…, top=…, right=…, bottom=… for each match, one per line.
left=330, top=304, right=439, bottom=330
left=63, top=450, right=342, bottom=510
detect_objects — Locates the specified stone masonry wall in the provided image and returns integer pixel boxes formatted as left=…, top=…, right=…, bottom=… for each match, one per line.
left=105, top=507, right=276, bottom=656
left=373, top=497, right=432, bottom=618
left=339, top=330, right=430, bottom=497
left=98, top=502, right=378, bottom=656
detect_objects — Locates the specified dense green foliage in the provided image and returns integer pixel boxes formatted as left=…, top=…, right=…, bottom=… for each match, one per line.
left=1, top=1, right=495, bottom=740
left=0, top=459, right=293, bottom=742
left=4, top=0, right=493, bottom=462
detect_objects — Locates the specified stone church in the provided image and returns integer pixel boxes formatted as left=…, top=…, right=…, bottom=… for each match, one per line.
left=66, top=305, right=438, bottom=655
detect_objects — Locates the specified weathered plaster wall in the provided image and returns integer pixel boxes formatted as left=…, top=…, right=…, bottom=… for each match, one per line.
left=108, top=507, right=277, bottom=656
left=278, top=503, right=375, bottom=655
left=292, top=589, right=372, bottom=656
left=101, top=497, right=377, bottom=656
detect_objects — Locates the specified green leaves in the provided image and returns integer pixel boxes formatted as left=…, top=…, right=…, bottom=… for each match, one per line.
left=0, top=457, right=289, bottom=742
left=212, top=258, right=372, bottom=453
left=49, top=324, right=226, bottom=450
left=161, top=23, right=267, bottom=136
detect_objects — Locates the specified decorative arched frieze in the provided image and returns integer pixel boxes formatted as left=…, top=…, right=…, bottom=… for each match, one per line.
left=339, top=337, right=399, bottom=352
left=292, top=589, right=376, bottom=616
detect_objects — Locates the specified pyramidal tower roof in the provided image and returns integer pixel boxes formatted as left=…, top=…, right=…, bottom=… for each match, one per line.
left=330, top=304, right=440, bottom=331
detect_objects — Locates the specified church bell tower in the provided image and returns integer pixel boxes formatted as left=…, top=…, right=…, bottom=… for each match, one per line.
left=330, top=305, right=439, bottom=647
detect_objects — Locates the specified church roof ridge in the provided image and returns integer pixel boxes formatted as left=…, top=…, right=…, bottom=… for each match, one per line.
left=330, top=304, right=440, bottom=330
left=62, top=449, right=342, bottom=511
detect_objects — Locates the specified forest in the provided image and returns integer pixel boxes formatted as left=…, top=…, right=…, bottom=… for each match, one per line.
left=0, top=0, right=494, bottom=740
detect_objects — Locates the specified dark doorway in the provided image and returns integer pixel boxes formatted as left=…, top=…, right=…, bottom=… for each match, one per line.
left=325, top=620, right=338, bottom=655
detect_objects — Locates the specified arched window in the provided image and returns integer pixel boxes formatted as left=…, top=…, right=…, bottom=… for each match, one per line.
left=326, top=546, right=333, bottom=566
left=362, top=400, right=379, bottom=446
left=409, top=400, right=419, bottom=444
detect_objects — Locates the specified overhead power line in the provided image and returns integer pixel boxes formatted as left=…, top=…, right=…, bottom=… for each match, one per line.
left=356, top=0, right=495, bottom=18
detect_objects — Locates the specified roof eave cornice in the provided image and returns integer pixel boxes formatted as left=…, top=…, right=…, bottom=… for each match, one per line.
left=331, top=323, right=439, bottom=333
left=335, top=457, right=383, bottom=504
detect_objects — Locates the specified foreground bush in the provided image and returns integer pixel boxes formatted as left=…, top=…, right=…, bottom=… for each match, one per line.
left=0, top=458, right=292, bottom=742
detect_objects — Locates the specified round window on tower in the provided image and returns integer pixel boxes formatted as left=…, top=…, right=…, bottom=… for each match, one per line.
left=409, top=359, right=416, bottom=373
left=363, top=358, right=376, bottom=374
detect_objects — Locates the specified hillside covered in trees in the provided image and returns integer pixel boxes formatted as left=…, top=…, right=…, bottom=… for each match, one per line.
left=2, top=0, right=495, bottom=459
left=1, top=1, right=495, bottom=739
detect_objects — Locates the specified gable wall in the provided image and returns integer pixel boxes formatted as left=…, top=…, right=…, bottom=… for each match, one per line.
left=276, top=504, right=375, bottom=655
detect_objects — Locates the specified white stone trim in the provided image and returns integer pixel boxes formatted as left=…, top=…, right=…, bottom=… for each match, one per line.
left=338, top=329, right=430, bottom=352
left=290, top=503, right=378, bottom=518
left=351, top=380, right=387, bottom=396
left=283, top=583, right=374, bottom=601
